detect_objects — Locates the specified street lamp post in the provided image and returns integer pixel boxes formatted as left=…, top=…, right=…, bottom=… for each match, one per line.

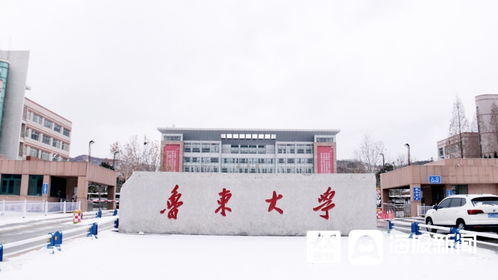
left=88, top=140, right=95, bottom=164
left=142, top=140, right=148, bottom=171
left=112, top=151, right=119, bottom=169
left=379, top=153, right=385, bottom=168
left=405, top=143, right=411, bottom=166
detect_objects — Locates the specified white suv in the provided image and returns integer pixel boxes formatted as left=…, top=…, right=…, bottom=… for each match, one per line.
left=425, top=194, right=498, bottom=232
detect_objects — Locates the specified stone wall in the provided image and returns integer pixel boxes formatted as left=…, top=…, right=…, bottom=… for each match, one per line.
left=120, top=172, right=376, bottom=236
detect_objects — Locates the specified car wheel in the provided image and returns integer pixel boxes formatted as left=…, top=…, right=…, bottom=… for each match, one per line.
left=456, top=219, right=466, bottom=231
left=426, top=218, right=437, bottom=233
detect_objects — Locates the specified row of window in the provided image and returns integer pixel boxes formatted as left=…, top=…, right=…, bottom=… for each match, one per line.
left=223, top=158, right=274, bottom=164
left=26, top=146, right=67, bottom=161
left=277, top=144, right=313, bottom=154
left=277, top=167, right=314, bottom=173
left=221, top=133, right=276, bottom=140
left=181, top=167, right=314, bottom=174
left=26, top=108, right=71, bottom=137
left=27, top=128, right=70, bottom=151
left=184, top=143, right=220, bottom=153
left=183, top=143, right=314, bottom=155
left=183, top=157, right=313, bottom=165
left=278, top=158, right=313, bottom=164
left=0, top=174, right=43, bottom=196
left=184, top=166, right=219, bottom=172
left=184, top=157, right=219, bottom=163
left=315, top=136, right=335, bottom=143
left=222, top=144, right=274, bottom=154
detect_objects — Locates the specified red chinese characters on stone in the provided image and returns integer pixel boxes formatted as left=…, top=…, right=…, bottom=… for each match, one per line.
left=160, top=185, right=183, bottom=219
left=265, top=191, right=284, bottom=214
left=312, top=187, right=336, bottom=220
left=215, top=188, right=232, bottom=216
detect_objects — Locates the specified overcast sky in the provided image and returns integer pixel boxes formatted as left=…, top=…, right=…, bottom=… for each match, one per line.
left=1, top=0, right=497, bottom=162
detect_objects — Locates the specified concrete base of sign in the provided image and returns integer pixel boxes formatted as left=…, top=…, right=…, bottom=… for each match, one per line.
left=120, top=172, right=376, bottom=236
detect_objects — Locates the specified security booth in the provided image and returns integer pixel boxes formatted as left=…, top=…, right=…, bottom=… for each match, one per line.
left=0, top=160, right=117, bottom=212
left=380, top=159, right=498, bottom=217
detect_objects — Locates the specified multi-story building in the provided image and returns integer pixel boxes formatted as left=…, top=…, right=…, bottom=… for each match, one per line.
left=436, top=94, right=498, bottom=159
left=0, top=51, right=72, bottom=161
left=0, top=50, right=29, bottom=160
left=0, top=50, right=115, bottom=211
left=158, top=128, right=339, bottom=174
left=437, top=132, right=480, bottom=159
left=476, top=94, right=498, bottom=157
left=20, top=97, right=72, bottom=161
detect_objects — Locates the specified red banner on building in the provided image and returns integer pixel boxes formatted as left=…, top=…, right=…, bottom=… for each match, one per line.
left=317, top=146, right=334, bottom=173
left=163, top=144, right=181, bottom=172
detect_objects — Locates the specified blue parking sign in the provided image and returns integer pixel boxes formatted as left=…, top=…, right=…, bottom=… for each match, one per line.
left=429, top=176, right=441, bottom=184
left=413, top=187, right=422, bottom=201
left=42, top=183, right=48, bottom=195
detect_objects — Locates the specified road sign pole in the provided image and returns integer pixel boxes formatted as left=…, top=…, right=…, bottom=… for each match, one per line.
left=23, top=199, right=27, bottom=218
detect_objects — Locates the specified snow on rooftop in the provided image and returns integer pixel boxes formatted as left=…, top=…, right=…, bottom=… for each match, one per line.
left=0, top=230, right=497, bottom=280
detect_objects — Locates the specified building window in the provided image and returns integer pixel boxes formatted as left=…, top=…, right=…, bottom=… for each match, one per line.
left=63, top=128, right=71, bottom=137
left=42, top=135, right=51, bottom=145
left=29, top=147, right=39, bottom=158
left=0, top=174, right=22, bottom=195
left=28, top=175, right=43, bottom=196
left=54, top=124, right=61, bottom=133
left=41, top=151, right=50, bottom=160
left=316, top=136, right=334, bottom=143
left=164, top=135, right=182, bottom=141
left=32, top=113, right=43, bottom=125
left=62, top=142, right=70, bottom=151
left=44, top=119, right=53, bottom=129
left=201, top=145, right=210, bottom=153
left=31, top=130, right=40, bottom=141
left=52, top=139, right=61, bottom=149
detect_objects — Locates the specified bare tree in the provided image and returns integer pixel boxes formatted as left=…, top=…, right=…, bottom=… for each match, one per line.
left=469, top=110, right=479, bottom=133
left=489, top=103, right=498, bottom=154
left=110, top=135, right=159, bottom=180
left=355, top=135, right=385, bottom=173
left=449, top=96, right=470, bottom=158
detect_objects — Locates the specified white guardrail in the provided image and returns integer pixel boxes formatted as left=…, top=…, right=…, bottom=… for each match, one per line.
left=382, top=219, right=498, bottom=248
left=0, top=215, right=118, bottom=261
left=0, top=200, right=81, bottom=217
left=416, top=205, right=434, bottom=217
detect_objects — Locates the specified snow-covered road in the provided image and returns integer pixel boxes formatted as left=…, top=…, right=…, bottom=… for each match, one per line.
left=1, top=230, right=497, bottom=280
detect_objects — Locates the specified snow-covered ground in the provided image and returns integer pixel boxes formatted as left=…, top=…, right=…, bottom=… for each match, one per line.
left=1, top=230, right=497, bottom=280
left=0, top=213, right=72, bottom=227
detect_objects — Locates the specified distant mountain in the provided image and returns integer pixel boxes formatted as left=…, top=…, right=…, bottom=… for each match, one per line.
left=70, top=154, right=113, bottom=166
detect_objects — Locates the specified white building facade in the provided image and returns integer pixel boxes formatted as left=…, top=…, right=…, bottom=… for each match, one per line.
left=159, top=128, right=339, bottom=174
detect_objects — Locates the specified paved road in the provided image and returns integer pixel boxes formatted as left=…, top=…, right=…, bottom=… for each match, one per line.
left=0, top=212, right=114, bottom=244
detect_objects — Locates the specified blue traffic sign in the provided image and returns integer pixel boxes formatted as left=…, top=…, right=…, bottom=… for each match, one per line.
left=429, top=176, right=441, bottom=184
left=413, top=187, right=422, bottom=201
left=42, top=183, right=48, bottom=195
